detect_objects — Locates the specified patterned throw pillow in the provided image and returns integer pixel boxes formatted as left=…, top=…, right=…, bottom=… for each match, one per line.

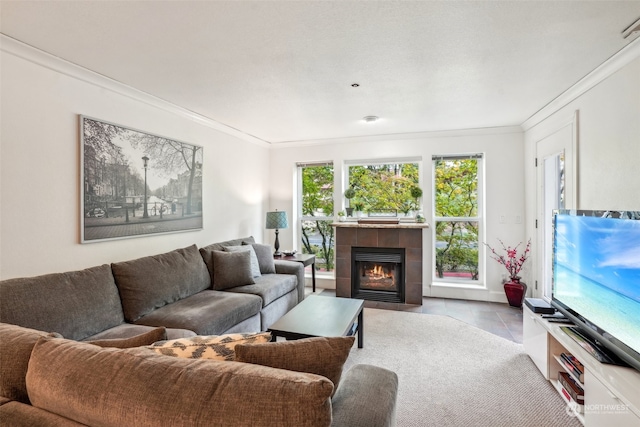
left=147, top=332, right=272, bottom=361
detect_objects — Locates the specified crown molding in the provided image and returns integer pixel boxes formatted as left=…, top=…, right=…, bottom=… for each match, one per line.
left=0, top=34, right=270, bottom=148
left=521, top=36, right=640, bottom=132
left=269, top=125, right=524, bottom=149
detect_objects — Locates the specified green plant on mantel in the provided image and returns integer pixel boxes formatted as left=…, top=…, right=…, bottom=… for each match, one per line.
left=344, top=188, right=356, bottom=201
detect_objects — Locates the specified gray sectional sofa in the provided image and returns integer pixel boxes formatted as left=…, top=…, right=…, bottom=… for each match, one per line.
left=0, top=236, right=304, bottom=341
left=0, top=235, right=400, bottom=426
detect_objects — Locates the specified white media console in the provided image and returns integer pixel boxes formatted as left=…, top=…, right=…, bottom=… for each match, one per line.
left=523, top=305, right=640, bottom=426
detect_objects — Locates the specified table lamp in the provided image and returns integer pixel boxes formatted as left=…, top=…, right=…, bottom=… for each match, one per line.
left=265, top=210, right=288, bottom=256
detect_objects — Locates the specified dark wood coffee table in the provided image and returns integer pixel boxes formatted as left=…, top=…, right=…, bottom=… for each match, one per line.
left=268, top=295, right=364, bottom=348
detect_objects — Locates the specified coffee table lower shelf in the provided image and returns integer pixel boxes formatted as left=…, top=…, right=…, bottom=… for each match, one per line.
left=268, top=295, right=364, bottom=348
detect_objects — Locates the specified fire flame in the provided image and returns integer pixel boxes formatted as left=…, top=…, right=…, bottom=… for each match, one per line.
left=366, top=264, right=393, bottom=280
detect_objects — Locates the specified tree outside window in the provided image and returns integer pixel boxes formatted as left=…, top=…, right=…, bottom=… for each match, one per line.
left=347, top=163, right=421, bottom=215
left=433, top=156, right=482, bottom=281
left=299, top=163, right=334, bottom=272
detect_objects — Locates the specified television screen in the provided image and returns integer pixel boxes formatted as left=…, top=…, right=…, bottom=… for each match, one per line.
left=552, top=210, right=640, bottom=371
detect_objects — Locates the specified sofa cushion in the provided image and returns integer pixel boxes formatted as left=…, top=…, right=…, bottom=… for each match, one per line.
left=147, top=332, right=271, bottom=360
left=0, top=400, right=85, bottom=426
left=133, top=290, right=263, bottom=335
left=236, top=336, right=355, bottom=397
left=0, top=264, right=124, bottom=341
left=245, top=242, right=277, bottom=274
left=26, top=337, right=333, bottom=427
left=86, top=327, right=167, bottom=348
left=111, top=245, right=211, bottom=322
left=0, top=323, right=57, bottom=404
left=223, top=273, right=297, bottom=307
left=223, top=245, right=261, bottom=277
left=199, top=236, right=255, bottom=283
left=211, top=250, right=255, bottom=290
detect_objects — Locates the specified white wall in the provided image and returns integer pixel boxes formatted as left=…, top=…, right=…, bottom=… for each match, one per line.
left=524, top=52, right=640, bottom=297
left=269, top=128, right=526, bottom=302
left=0, top=46, right=270, bottom=279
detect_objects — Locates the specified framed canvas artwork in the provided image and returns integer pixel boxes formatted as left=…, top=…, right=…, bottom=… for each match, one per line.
left=81, top=116, right=203, bottom=243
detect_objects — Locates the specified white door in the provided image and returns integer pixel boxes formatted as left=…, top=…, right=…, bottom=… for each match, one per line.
left=535, top=112, right=578, bottom=300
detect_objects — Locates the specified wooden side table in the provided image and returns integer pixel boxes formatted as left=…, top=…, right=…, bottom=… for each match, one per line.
left=275, top=253, right=316, bottom=292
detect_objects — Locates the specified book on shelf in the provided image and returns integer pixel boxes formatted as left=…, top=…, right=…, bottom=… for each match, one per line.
left=558, top=371, right=584, bottom=404
left=560, top=352, right=584, bottom=383
left=560, top=386, right=585, bottom=414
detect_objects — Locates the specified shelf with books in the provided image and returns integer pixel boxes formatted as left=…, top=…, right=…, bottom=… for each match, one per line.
left=524, top=305, right=640, bottom=427
left=551, top=352, right=586, bottom=422
left=557, top=352, right=584, bottom=384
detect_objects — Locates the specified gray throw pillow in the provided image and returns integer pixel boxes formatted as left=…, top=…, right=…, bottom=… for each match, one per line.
left=223, top=245, right=261, bottom=278
left=212, top=250, right=255, bottom=290
left=244, top=243, right=276, bottom=274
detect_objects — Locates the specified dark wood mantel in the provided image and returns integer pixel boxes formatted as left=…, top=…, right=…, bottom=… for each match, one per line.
left=332, top=222, right=428, bottom=305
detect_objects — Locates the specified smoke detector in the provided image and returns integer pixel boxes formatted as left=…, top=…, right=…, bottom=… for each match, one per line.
left=362, top=116, right=379, bottom=123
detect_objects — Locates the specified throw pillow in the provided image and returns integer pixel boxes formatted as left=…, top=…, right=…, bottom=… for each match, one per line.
left=86, top=327, right=167, bottom=349
left=223, top=245, right=262, bottom=278
left=211, top=250, right=255, bottom=290
left=235, top=336, right=355, bottom=396
left=244, top=242, right=277, bottom=274
left=147, top=332, right=272, bottom=361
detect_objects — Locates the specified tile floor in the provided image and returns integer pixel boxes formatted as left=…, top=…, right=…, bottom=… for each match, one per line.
left=311, top=289, right=524, bottom=344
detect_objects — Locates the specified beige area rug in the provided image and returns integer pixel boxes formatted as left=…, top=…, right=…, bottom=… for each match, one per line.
left=344, top=308, right=581, bottom=427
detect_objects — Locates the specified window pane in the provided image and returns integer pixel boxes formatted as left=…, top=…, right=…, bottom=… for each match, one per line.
left=348, top=163, right=420, bottom=214
left=435, top=220, right=479, bottom=280
left=434, top=159, right=478, bottom=217
left=302, top=164, right=334, bottom=217
left=301, top=220, right=334, bottom=272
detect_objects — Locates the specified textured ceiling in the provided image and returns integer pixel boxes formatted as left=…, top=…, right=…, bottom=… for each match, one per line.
left=2, top=1, right=639, bottom=143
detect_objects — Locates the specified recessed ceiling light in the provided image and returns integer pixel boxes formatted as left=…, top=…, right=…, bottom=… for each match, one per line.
left=351, top=83, right=360, bottom=87
left=363, top=116, right=379, bottom=123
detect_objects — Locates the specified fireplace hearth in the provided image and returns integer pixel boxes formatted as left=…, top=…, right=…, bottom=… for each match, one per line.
left=333, top=222, right=427, bottom=306
left=352, top=247, right=405, bottom=303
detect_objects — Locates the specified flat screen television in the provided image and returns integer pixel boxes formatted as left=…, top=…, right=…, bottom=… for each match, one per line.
left=551, top=209, right=640, bottom=372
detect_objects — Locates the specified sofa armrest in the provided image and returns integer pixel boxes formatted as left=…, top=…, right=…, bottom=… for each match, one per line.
left=331, top=364, right=398, bottom=427
left=274, top=260, right=305, bottom=303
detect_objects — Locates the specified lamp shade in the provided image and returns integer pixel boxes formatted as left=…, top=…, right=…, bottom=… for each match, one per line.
left=265, top=211, right=288, bottom=230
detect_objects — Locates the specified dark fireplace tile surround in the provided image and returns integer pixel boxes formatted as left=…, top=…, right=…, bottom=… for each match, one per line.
left=334, top=224, right=426, bottom=305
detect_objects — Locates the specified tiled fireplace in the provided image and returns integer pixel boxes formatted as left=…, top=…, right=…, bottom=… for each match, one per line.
left=333, top=222, right=427, bottom=305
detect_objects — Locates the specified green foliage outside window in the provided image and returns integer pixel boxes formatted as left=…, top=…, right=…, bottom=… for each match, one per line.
left=348, top=163, right=420, bottom=214
left=434, top=159, right=479, bottom=280
left=301, top=165, right=334, bottom=271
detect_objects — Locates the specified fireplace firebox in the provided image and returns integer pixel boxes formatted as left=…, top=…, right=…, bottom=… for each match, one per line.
left=351, top=247, right=405, bottom=303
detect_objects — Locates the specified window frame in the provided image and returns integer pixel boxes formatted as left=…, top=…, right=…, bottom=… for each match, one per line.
left=296, top=161, right=335, bottom=276
left=431, top=154, right=485, bottom=288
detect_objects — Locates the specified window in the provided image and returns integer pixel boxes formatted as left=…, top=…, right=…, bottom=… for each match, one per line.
left=433, top=155, right=483, bottom=284
left=346, top=160, right=421, bottom=216
left=298, top=162, right=335, bottom=273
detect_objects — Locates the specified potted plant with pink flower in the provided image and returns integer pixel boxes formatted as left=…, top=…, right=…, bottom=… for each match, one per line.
left=484, top=239, right=532, bottom=307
